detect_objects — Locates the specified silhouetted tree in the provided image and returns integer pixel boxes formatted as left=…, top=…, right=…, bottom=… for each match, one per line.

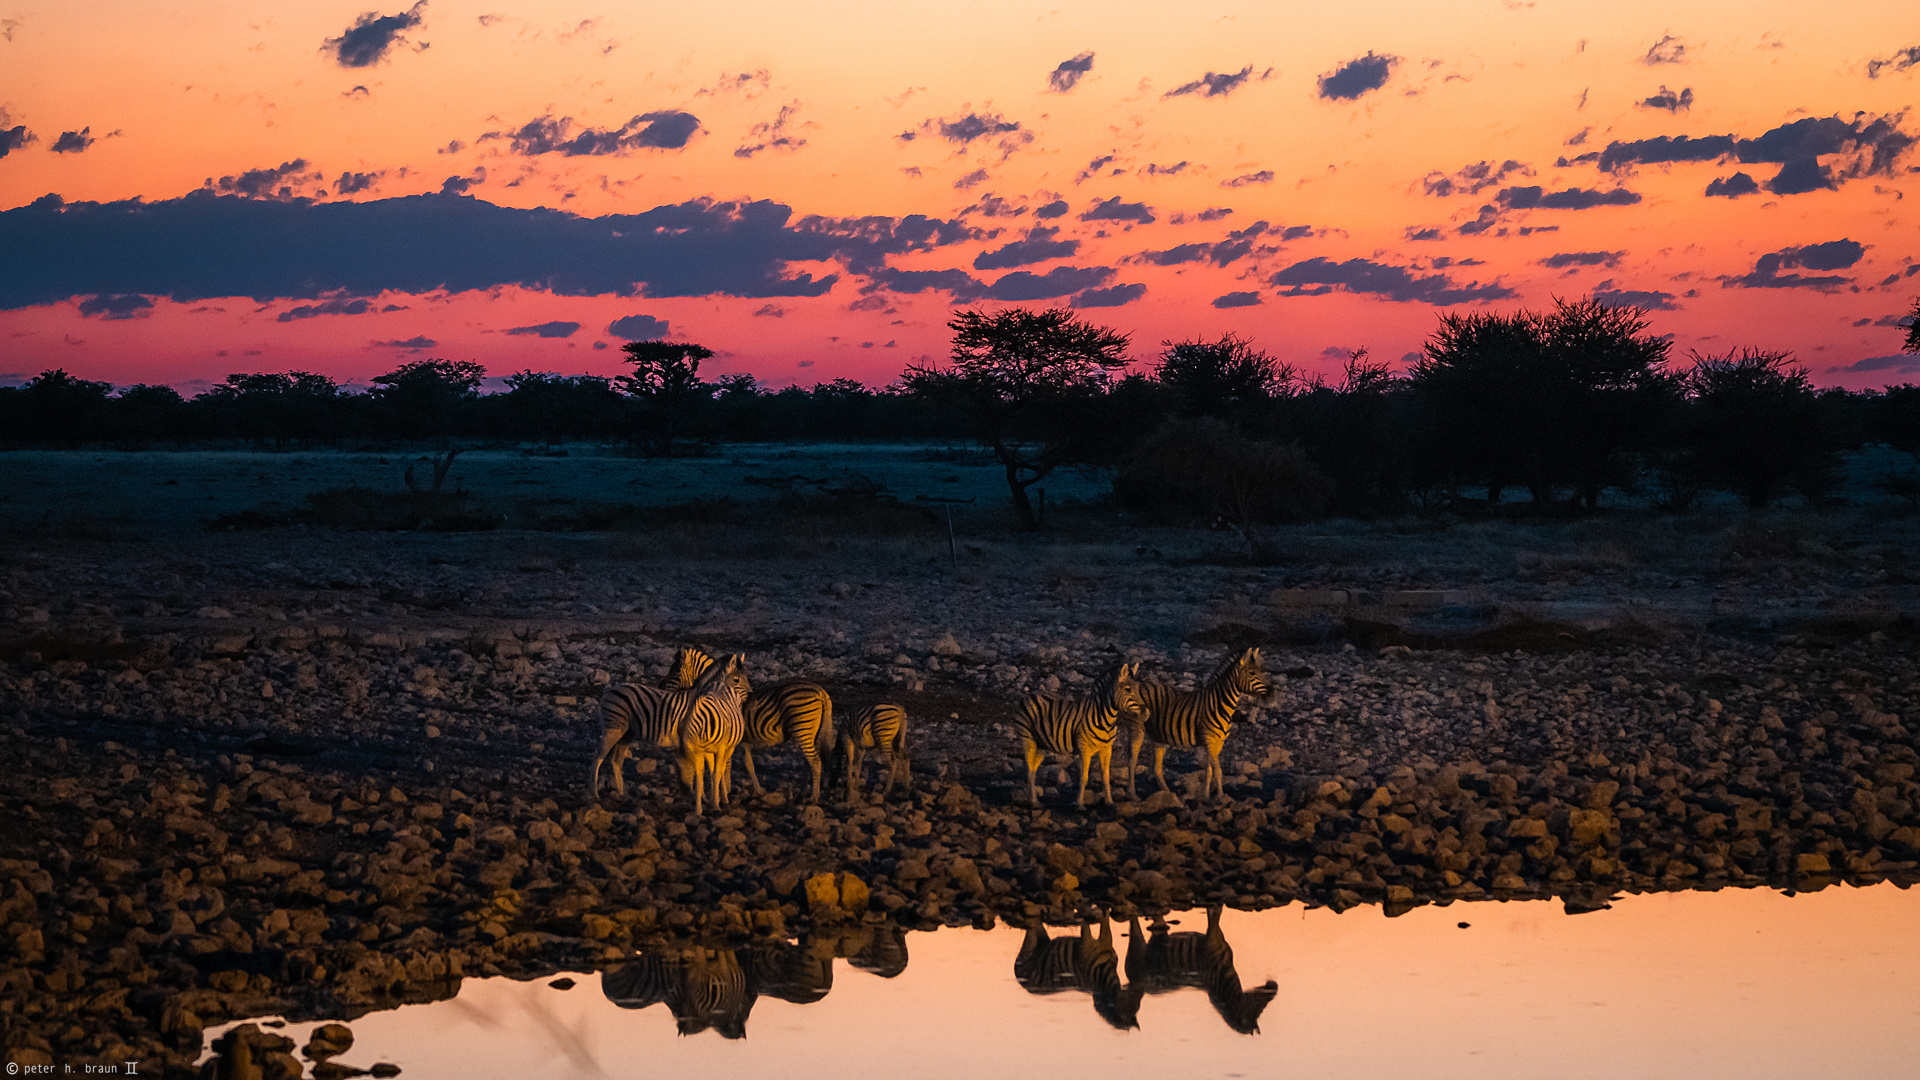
left=16, top=369, right=112, bottom=446
left=1678, top=348, right=1839, bottom=508
left=1410, top=299, right=1671, bottom=508
left=1115, top=417, right=1330, bottom=534
left=110, top=385, right=187, bottom=449
left=1904, top=296, right=1920, bottom=354
left=1876, top=384, right=1920, bottom=460
left=901, top=307, right=1131, bottom=530
left=197, top=371, right=343, bottom=446
left=1281, top=350, right=1423, bottom=514
left=498, top=371, right=620, bottom=446
left=1155, top=333, right=1294, bottom=418
left=618, top=341, right=713, bottom=457
left=368, top=359, right=484, bottom=442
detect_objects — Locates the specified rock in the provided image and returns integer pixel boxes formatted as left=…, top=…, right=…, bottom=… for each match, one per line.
left=303, top=1023, right=353, bottom=1061
left=1796, top=852, right=1832, bottom=875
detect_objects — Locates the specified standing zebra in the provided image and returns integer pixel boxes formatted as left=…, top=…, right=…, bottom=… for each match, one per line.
left=677, top=654, right=751, bottom=815
left=1125, top=906, right=1278, bottom=1034
left=668, top=647, right=836, bottom=804
left=840, top=702, right=910, bottom=801
left=588, top=653, right=750, bottom=803
left=1013, top=661, right=1147, bottom=807
left=1123, top=647, right=1271, bottom=802
left=1013, top=915, right=1142, bottom=1031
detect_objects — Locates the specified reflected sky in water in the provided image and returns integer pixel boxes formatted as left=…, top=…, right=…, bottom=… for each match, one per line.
left=208, top=883, right=1920, bottom=1079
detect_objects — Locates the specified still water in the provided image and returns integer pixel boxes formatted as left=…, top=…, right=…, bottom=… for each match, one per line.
left=207, top=883, right=1920, bottom=1079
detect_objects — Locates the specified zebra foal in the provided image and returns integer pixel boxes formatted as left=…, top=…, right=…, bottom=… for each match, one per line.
left=1123, top=647, right=1271, bottom=802
left=668, top=647, right=835, bottom=804
left=1013, top=661, right=1146, bottom=807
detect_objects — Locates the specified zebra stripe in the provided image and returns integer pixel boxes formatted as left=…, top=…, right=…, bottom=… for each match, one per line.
left=1124, top=647, right=1271, bottom=802
left=678, top=654, right=750, bottom=815
left=1013, top=916, right=1141, bottom=1031
left=589, top=681, right=711, bottom=802
left=1013, top=661, right=1146, bottom=807
left=1125, top=906, right=1277, bottom=1035
left=667, top=647, right=836, bottom=804
left=842, top=702, right=910, bottom=801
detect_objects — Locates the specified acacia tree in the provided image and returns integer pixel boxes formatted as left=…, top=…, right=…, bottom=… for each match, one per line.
left=901, top=307, right=1131, bottom=530
left=1905, top=295, right=1920, bottom=354
left=1155, top=332, right=1295, bottom=417
left=369, top=359, right=485, bottom=442
left=618, top=341, right=713, bottom=457
left=1679, top=348, right=1836, bottom=508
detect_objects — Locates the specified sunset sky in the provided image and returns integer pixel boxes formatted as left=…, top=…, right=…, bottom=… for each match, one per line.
left=2, top=0, right=1917, bottom=392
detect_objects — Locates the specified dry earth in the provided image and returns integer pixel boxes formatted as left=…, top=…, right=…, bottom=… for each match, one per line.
left=3, top=447, right=1919, bottom=1076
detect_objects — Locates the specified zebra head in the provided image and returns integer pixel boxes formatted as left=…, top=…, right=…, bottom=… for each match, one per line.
left=665, top=645, right=715, bottom=688
left=1110, top=661, right=1148, bottom=723
left=1233, top=647, right=1272, bottom=699
left=702, top=653, right=752, bottom=703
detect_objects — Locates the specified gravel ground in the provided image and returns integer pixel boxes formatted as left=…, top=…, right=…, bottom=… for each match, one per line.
left=3, top=505, right=1919, bottom=1075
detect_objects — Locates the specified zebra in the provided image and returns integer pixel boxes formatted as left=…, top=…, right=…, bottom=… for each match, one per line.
left=1012, top=914, right=1142, bottom=1031
left=1013, top=661, right=1147, bottom=807
left=667, top=646, right=836, bottom=804
left=1125, top=906, right=1278, bottom=1035
left=588, top=656, right=750, bottom=804
left=677, top=654, right=751, bottom=815
left=1123, top=647, right=1271, bottom=802
left=840, top=702, right=910, bottom=801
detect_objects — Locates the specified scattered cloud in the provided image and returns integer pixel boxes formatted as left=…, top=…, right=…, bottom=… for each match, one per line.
left=1867, top=46, right=1920, bottom=79
left=899, top=109, right=1032, bottom=161
left=734, top=101, right=808, bottom=158
left=1196, top=208, right=1234, bottom=222
left=1405, top=227, right=1445, bottom=241
left=491, top=111, right=702, bottom=155
left=504, top=320, right=579, bottom=338
left=1144, top=161, right=1189, bottom=177
left=0, top=125, right=32, bottom=159
left=1270, top=256, right=1514, bottom=305
left=324, top=3, right=428, bottom=69
left=439, top=169, right=484, bottom=196
left=1593, top=113, right=1915, bottom=195
left=50, top=127, right=97, bottom=153
left=1638, top=85, right=1694, bottom=112
left=335, top=170, right=385, bottom=196
left=1422, top=159, right=1531, bottom=197
left=1496, top=185, right=1641, bottom=209
left=1539, top=250, right=1624, bottom=269
left=953, top=168, right=990, bottom=189
left=1211, top=291, right=1262, bottom=308
left=1129, top=221, right=1268, bottom=267
left=1317, top=52, right=1397, bottom=100
left=277, top=297, right=375, bottom=321
left=1049, top=51, right=1094, bottom=93
left=607, top=314, right=670, bottom=340
left=1641, top=34, right=1690, bottom=66
left=208, top=159, right=320, bottom=200
left=1721, top=238, right=1865, bottom=290
left=77, top=293, right=153, bottom=320
left=972, top=225, right=1078, bottom=270
left=983, top=265, right=1115, bottom=300
left=1221, top=170, right=1274, bottom=188
left=343, top=85, right=371, bottom=99
left=1166, top=66, right=1255, bottom=99
left=1833, top=353, right=1920, bottom=374
left=1080, top=196, right=1155, bottom=224
left=752, top=304, right=785, bottom=318
left=698, top=70, right=772, bottom=99
left=1034, top=199, right=1069, bottom=220
left=373, top=335, right=436, bottom=350
left=1704, top=172, right=1759, bottom=198
left=1591, top=287, right=1677, bottom=310
left=1069, top=283, right=1145, bottom=308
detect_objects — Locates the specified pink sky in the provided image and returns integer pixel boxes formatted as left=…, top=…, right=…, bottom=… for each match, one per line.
left=1, top=0, right=1916, bottom=392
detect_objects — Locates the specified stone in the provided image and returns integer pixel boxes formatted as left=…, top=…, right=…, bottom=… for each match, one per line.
left=303, top=1023, right=353, bottom=1062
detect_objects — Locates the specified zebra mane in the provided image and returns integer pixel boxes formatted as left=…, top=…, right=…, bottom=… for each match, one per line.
left=1206, top=648, right=1259, bottom=689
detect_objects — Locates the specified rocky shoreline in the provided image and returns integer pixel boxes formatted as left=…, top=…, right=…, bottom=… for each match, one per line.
left=3, top=529, right=1919, bottom=1075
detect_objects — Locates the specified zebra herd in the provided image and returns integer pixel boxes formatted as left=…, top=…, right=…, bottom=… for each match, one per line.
left=587, top=644, right=1272, bottom=812
left=602, top=905, right=1274, bottom=1038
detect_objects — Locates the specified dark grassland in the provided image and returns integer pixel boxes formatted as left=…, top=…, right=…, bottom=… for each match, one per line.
left=2, top=447, right=1918, bottom=1075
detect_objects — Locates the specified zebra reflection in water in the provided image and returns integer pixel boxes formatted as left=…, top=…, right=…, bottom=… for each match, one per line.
left=1014, top=908, right=1275, bottom=1034
left=1013, top=915, right=1142, bottom=1030
left=1126, top=906, right=1278, bottom=1034
left=600, top=926, right=908, bottom=1038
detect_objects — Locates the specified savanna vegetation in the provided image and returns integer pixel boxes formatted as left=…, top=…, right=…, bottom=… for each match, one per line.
left=3, top=298, right=1917, bottom=530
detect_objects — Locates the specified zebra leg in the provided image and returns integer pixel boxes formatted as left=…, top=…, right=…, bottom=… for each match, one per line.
left=844, top=741, right=862, bottom=803
left=590, top=728, right=625, bottom=802
left=804, top=744, right=822, bottom=805
left=878, top=747, right=897, bottom=797
left=895, top=736, right=912, bottom=792
left=742, top=745, right=764, bottom=797
left=1023, top=739, right=1045, bottom=806
left=1126, top=729, right=1143, bottom=801
left=1074, top=745, right=1093, bottom=808
left=1206, top=737, right=1226, bottom=800
left=1097, top=742, right=1114, bottom=805
left=610, top=744, right=631, bottom=798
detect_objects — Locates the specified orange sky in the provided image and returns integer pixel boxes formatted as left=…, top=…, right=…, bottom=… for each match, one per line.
left=2, top=0, right=1917, bottom=391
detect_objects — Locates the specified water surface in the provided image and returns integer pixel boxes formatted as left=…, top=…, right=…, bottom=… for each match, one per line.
left=207, top=883, right=1920, bottom=1079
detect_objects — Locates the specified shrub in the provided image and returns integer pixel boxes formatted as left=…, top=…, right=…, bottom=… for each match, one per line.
left=1115, top=417, right=1330, bottom=526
